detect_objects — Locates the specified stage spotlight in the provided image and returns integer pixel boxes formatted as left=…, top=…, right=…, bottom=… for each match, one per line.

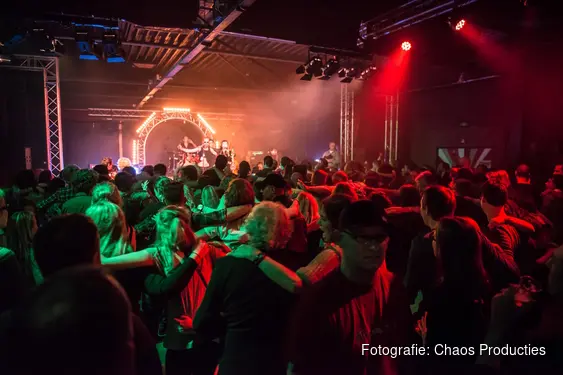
left=102, top=32, right=125, bottom=63
left=359, top=66, right=377, bottom=80
left=75, top=28, right=98, bottom=61
left=340, top=67, right=361, bottom=83
left=320, top=59, right=340, bottom=80
left=306, top=57, right=323, bottom=77
left=338, top=68, right=347, bottom=78
left=455, top=19, right=466, bottom=31
left=401, top=41, right=412, bottom=51
left=300, top=73, right=313, bottom=81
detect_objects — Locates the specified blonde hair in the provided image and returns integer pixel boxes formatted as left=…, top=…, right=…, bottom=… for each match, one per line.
left=92, top=182, right=123, bottom=207
left=117, top=157, right=132, bottom=170
left=243, top=201, right=291, bottom=251
left=154, top=206, right=196, bottom=275
left=297, top=191, right=320, bottom=225
left=86, top=201, right=131, bottom=258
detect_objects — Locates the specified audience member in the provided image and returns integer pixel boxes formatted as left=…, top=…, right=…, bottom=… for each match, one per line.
left=194, top=202, right=297, bottom=375
left=154, top=163, right=167, bottom=177
left=61, top=169, right=97, bottom=214
left=4, top=146, right=563, bottom=375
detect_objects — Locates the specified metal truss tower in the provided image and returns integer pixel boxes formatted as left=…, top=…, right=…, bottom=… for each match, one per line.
left=340, top=84, right=355, bottom=164
left=1, top=55, right=64, bottom=175
left=384, top=93, right=400, bottom=164
left=134, top=110, right=220, bottom=166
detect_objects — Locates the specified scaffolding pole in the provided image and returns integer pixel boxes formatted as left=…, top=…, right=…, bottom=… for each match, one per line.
left=384, top=96, right=389, bottom=163
left=394, top=93, right=400, bottom=162
left=350, top=90, right=355, bottom=161
left=389, top=95, right=394, bottom=164
left=340, top=84, right=347, bottom=163
left=339, top=84, right=355, bottom=165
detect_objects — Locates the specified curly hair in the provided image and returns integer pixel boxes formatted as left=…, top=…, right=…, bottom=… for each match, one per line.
left=154, top=206, right=196, bottom=275
left=243, top=201, right=291, bottom=251
left=224, top=178, right=255, bottom=208
left=92, top=182, right=123, bottom=207
left=117, top=157, right=132, bottom=170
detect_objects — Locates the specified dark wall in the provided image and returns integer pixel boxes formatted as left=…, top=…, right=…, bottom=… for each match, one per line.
left=399, top=77, right=523, bottom=169
left=62, top=118, right=120, bottom=168
left=355, top=88, right=387, bottom=164
left=0, top=69, right=47, bottom=186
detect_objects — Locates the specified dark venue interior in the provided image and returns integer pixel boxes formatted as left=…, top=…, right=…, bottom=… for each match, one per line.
left=1, top=1, right=563, bottom=375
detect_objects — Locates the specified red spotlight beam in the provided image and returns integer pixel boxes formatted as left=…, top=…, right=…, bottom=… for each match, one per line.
left=377, top=45, right=412, bottom=94
left=458, top=23, right=522, bottom=75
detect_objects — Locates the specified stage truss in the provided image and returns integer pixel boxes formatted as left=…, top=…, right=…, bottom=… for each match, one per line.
left=384, top=93, right=400, bottom=164
left=134, top=110, right=215, bottom=166
left=1, top=55, right=64, bottom=174
left=340, top=87, right=400, bottom=166
left=340, top=84, right=355, bottom=165
left=86, top=108, right=246, bottom=122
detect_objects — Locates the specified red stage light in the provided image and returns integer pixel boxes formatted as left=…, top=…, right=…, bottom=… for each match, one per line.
left=401, top=41, right=412, bottom=51
left=455, top=19, right=466, bottom=31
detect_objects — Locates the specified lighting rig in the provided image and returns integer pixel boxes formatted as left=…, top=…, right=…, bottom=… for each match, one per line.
left=296, top=47, right=375, bottom=83
left=358, top=0, right=480, bottom=46
left=72, top=23, right=125, bottom=63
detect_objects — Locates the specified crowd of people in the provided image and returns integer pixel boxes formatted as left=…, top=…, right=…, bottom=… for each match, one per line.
left=0, top=149, right=562, bottom=375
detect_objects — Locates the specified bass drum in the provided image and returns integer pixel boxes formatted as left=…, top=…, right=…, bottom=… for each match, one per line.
left=178, top=153, right=200, bottom=168
left=186, top=153, right=201, bottom=165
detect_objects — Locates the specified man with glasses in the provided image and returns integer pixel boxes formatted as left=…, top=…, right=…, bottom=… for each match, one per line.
left=288, top=200, right=409, bottom=375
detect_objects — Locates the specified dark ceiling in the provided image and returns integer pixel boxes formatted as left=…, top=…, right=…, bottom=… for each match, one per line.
left=3, top=0, right=562, bottom=114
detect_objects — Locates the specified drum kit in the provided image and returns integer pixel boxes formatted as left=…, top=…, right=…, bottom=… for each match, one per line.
left=169, top=150, right=201, bottom=170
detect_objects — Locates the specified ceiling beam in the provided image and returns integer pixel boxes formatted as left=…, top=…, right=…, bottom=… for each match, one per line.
left=122, top=41, right=305, bottom=65
left=60, top=78, right=297, bottom=94
left=204, top=48, right=304, bottom=65
left=136, top=0, right=257, bottom=109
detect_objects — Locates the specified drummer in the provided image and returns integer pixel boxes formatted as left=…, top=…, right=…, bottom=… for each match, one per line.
left=178, top=137, right=217, bottom=170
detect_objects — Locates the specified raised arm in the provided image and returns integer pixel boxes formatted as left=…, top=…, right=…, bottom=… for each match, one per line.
left=102, top=248, right=157, bottom=270
left=228, top=245, right=303, bottom=293
left=178, top=145, right=201, bottom=153
left=143, top=243, right=208, bottom=297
